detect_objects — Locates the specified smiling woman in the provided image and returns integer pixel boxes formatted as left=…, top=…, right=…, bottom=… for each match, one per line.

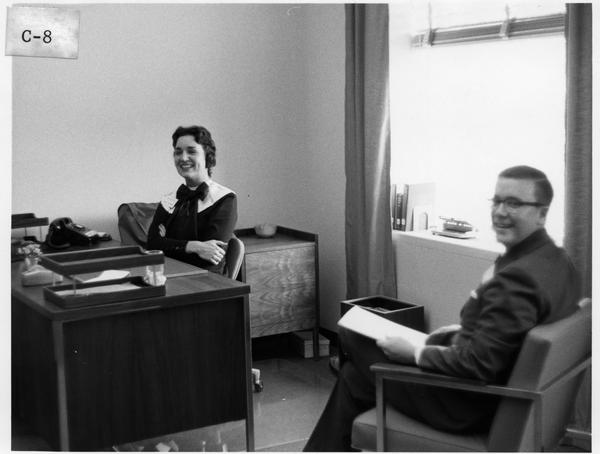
left=146, top=125, right=238, bottom=274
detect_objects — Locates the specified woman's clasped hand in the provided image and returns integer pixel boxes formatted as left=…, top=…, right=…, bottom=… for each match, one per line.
left=185, top=239, right=227, bottom=265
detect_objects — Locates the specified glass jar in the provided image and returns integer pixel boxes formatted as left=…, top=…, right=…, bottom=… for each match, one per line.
left=144, top=250, right=166, bottom=286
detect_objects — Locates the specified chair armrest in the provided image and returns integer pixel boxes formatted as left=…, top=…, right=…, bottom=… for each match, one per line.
left=370, top=358, right=591, bottom=452
left=370, top=362, right=539, bottom=400
left=370, top=362, right=539, bottom=452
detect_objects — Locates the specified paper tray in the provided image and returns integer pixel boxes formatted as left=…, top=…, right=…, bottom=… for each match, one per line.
left=39, top=246, right=164, bottom=276
left=44, top=276, right=166, bottom=308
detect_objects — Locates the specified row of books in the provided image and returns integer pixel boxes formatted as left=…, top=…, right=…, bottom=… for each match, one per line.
left=391, top=182, right=435, bottom=231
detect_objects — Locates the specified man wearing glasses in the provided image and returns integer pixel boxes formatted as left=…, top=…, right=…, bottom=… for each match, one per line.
left=304, top=165, right=581, bottom=452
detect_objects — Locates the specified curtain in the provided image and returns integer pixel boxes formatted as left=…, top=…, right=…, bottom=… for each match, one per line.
left=345, top=4, right=396, bottom=299
left=564, top=3, right=592, bottom=434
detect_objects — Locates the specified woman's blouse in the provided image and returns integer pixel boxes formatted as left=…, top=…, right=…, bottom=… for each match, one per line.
left=147, top=180, right=237, bottom=274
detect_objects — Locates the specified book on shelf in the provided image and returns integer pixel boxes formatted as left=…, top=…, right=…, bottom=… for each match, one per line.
left=405, top=182, right=435, bottom=231
left=390, top=183, right=397, bottom=228
left=394, top=191, right=405, bottom=230
left=391, top=182, right=435, bottom=231
left=338, top=306, right=427, bottom=347
left=400, top=184, right=409, bottom=230
left=391, top=183, right=406, bottom=231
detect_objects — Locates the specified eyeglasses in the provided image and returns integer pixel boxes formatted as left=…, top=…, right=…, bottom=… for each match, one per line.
left=489, top=197, right=546, bottom=212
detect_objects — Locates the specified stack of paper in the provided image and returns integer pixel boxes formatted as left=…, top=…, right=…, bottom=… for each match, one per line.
left=338, top=306, right=427, bottom=347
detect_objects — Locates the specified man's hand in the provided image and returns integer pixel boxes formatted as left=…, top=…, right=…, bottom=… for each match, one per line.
left=185, top=240, right=227, bottom=265
left=376, top=336, right=416, bottom=364
left=425, top=324, right=461, bottom=346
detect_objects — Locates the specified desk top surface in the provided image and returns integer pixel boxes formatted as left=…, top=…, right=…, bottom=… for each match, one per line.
left=12, top=243, right=250, bottom=322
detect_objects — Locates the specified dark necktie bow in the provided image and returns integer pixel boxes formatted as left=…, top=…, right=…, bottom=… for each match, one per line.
left=176, top=182, right=209, bottom=203
left=164, top=182, right=210, bottom=241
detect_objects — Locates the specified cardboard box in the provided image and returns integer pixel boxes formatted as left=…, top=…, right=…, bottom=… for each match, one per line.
left=340, top=295, right=424, bottom=332
left=291, top=330, right=330, bottom=358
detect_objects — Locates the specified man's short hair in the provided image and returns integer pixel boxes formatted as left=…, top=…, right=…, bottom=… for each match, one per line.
left=499, top=165, right=554, bottom=206
left=171, top=125, right=217, bottom=176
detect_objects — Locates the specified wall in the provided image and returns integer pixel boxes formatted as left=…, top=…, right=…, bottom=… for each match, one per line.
left=394, top=231, right=501, bottom=331
left=11, top=3, right=346, bottom=331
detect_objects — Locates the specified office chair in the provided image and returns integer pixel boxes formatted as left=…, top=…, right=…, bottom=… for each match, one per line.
left=117, top=202, right=159, bottom=247
left=351, top=298, right=591, bottom=452
left=224, top=235, right=264, bottom=392
left=224, top=235, right=245, bottom=281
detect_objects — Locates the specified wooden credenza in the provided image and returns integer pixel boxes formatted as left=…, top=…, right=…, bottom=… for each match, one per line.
left=235, top=226, right=320, bottom=356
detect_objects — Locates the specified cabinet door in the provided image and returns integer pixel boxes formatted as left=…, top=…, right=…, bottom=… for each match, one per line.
left=246, top=246, right=316, bottom=337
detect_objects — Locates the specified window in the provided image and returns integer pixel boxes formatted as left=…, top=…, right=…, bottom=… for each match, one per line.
left=389, top=1, right=566, bottom=244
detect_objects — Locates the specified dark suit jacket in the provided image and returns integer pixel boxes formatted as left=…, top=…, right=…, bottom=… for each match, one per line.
left=419, top=228, right=580, bottom=383
left=386, top=228, right=580, bottom=432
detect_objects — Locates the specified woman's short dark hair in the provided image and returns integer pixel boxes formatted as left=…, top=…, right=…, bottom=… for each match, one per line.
left=499, top=165, right=554, bottom=206
left=172, top=125, right=217, bottom=176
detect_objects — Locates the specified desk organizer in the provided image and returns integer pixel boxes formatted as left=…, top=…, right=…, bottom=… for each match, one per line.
left=40, top=246, right=166, bottom=308
left=11, top=212, right=49, bottom=229
left=340, top=295, right=425, bottom=332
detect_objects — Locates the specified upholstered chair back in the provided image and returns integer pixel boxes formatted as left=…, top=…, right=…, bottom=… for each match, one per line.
left=487, top=299, right=591, bottom=451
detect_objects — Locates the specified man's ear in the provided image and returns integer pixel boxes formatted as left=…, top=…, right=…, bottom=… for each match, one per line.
left=537, top=206, right=549, bottom=225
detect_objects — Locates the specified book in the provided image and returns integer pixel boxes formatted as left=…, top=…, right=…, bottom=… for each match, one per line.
left=337, top=306, right=427, bottom=347
left=400, top=184, right=408, bottom=231
left=404, top=182, right=435, bottom=231
left=394, top=191, right=404, bottom=230
left=390, top=183, right=397, bottom=228
left=432, top=228, right=477, bottom=239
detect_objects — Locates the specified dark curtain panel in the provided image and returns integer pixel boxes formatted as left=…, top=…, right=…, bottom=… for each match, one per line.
left=564, top=3, right=592, bottom=434
left=345, top=4, right=396, bottom=299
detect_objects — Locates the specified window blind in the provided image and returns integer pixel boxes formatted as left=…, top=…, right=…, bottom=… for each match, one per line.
left=411, top=13, right=565, bottom=47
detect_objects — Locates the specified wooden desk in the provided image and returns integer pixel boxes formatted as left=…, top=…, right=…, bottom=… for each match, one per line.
left=12, top=255, right=253, bottom=451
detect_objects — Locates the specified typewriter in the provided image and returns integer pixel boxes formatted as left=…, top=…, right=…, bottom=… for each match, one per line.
left=432, top=217, right=476, bottom=239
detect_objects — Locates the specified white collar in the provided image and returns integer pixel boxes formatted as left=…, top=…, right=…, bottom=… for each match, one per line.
left=160, top=180, right=235, bottom=214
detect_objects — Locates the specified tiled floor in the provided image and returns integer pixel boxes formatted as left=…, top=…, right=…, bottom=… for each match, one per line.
left=12, top=350, right=336, bottom=452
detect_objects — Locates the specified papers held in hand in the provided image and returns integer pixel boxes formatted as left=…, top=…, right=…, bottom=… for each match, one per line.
left=338, top=306, right=427, bottom=347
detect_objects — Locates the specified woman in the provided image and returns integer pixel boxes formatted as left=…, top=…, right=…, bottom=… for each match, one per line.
left=147, top=125, right=237, bottom=274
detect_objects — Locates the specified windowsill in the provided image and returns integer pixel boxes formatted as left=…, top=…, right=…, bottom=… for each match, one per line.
left=392, top=229, right=504, bottom=260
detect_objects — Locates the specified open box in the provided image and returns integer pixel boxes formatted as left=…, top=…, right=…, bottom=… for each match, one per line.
left=340, top=295, right=424, bottom=332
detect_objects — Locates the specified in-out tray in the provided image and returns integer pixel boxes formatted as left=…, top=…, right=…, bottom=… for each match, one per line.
left=39, top=246, right=164, bottom=276
left=44, top=276, right=166, bottom=308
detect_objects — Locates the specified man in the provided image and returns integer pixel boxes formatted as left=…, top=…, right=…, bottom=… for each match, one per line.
left=304, top=166, right=580, bottom=452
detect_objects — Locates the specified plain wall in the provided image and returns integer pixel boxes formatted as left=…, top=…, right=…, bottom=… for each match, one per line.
left=11, top=3, right=346, bottom=331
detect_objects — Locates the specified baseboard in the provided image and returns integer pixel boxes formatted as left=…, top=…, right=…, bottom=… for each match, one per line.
left=562, top=428, right=591, bottom=451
